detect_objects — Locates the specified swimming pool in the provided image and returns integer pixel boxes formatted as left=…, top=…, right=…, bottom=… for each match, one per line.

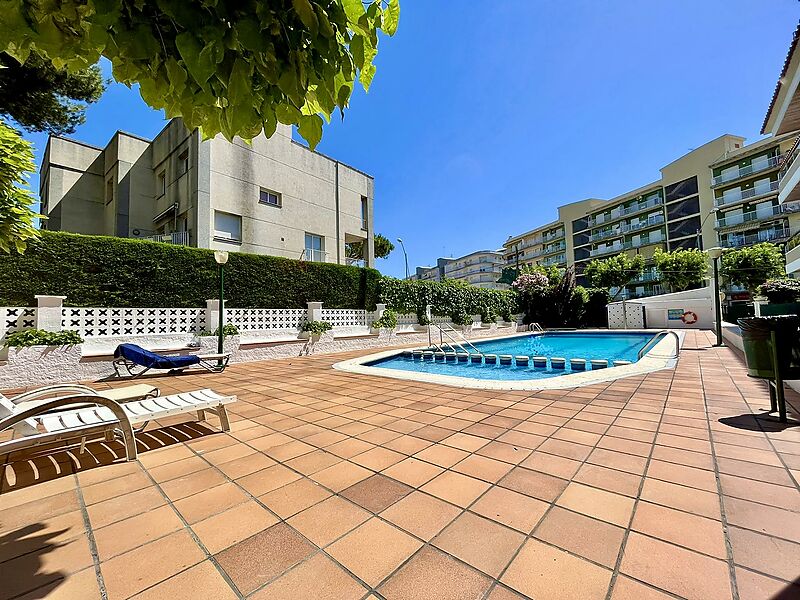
left=332, top=330, right=681, bottom=390
left=367, top=332, right=655, bottom=381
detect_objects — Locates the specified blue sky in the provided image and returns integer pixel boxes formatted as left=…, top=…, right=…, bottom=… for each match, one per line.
left=22, top=1, right=799, bottom=278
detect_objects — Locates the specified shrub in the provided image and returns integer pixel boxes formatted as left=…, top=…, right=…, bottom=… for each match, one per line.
left=450, top=310, right=473, bottom=326
left=199, top=324, right=240, bottom=337
left=416, top=309, right=431, bottom=326
left=372, top=309, right=398, bottom=329
left=0, top=231, right=381, bottom=309
left=517, top=266, right=586, bottom=327
left=479, top=306, right=497, bottom=324
left=721, top=243, right=785, bottom=294
left=757, top=279, right=800, bottom=304
left=4, top=329, right=83, bottom=347
left=583, top=288, right=611, bottom=327
left=301, top=321, right=332, bottom=335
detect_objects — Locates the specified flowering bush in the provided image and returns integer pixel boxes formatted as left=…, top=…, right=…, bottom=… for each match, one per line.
left=757, top=279, right=800, bottom=303
left=512, top=272, right=549, bottom=296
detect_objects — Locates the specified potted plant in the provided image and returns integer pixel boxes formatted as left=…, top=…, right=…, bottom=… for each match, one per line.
left=757, top=279, right=800, bottom=305
left=300, top=320, right=332, bottom=341
left=500, top=308, right=516, bottom=327
left=370, top=309, right=398, bottom=334
left=480, top=307, right=498, bottom=329
left=450, top=310, right=474, bottom=333
left=414, top=309, right=431, bottom=332
left=197, top=324, right=240, bottom=353
left=0, top=329, right=84, bottom=386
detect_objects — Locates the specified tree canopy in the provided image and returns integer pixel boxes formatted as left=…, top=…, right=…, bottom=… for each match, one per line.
left=652, top=248, right=707, bottom=292
left=0, top=50, right=105, bottom=134
left=720, top=243, right=785, bottom=293
left=584, top=253, right=645, bottom=299
left=0, top=0, right=400, bottom=146
left=346, top=233, right=394, bottom=260
left=0, top=121, right=40, bottom=253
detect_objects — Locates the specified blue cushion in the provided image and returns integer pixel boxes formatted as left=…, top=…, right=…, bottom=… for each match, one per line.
left=114, top=343, right=201, bottom=370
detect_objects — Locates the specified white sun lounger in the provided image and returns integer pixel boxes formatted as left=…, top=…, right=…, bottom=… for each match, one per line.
left=0, top=388, right=237, bottom=461
left=6, top=383, right=160, bottom=409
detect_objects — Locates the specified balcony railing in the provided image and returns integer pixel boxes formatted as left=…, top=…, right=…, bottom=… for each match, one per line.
left=301, top=249, right=327, bottom=262
left=621, top=214, right=665, bottom=233
left=142, top=231, right=190, bottom=246
left=346, top=257, right=365, bottom=267
left=712, top=154, right=782, bottom=186
left=542, top=255, right=566, bottom=267
left=590, top=228, right=621, bottom=242
left=587, top=195, right=663, bottom=227
left=543, top=230, right=565, bottom=242
left=588, top=234, right=664, bottom=257
left=720, top=227, right=791, bottom=248
left=629, top=270, right=660, bottom=284
left=714, top=180, right=779, bottom=207
left=542, top=242, right=566, bottom=255
left=715, top=204, right=784, bottom=229
left=780, top=136, right=800, bottom=180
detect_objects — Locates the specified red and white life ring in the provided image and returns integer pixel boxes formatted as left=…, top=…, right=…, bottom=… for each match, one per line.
left=681, top=311, right=698, bottom=325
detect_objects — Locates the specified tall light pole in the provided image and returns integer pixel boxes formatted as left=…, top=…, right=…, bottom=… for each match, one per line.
left=214, top=250, right=229, bottom=363
left=397, top=238, right=409, bottom=279
left=707, top=247, right=724, bottom=347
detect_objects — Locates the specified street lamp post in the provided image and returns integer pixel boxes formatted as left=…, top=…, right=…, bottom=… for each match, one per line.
left=707, top=247, right=724, bottom=347
left=397, top=238, right=409, bottom=280
left=214, top=250, right=229, bottom=363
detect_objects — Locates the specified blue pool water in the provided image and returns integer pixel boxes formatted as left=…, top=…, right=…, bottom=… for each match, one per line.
left=368, top=332, right=656, bottom=381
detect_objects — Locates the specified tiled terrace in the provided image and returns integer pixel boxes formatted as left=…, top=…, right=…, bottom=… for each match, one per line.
left=1, top=330, right=799, bottom=600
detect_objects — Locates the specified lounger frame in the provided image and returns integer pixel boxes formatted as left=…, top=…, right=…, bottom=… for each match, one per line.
left=112, top=352, right=231, bottom=379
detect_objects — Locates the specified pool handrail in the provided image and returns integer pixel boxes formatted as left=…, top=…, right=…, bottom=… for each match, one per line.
left=430, top=322, right=481, bottom=356
left=637, top=330, right=680, bottom=360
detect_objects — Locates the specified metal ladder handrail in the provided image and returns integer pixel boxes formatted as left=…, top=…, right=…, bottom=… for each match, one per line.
left=529, top=323, right=544, bottom=333
left=638, top=330, right=680, bottom=360
left=430, top=322, right=481, bottom=355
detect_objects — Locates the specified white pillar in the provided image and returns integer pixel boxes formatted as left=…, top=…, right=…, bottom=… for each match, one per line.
left=375, top=303, right=387, bottom=320
left=205, top=299, right=225, bottom=331
left=34, top=295, right=65, bottom=332
left=307, top=301, right=323, bottom=322
left=753, top=301, right=762, bottom=317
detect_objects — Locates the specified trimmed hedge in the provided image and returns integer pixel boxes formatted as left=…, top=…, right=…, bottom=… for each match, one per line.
left=0, top=231, right=381, bottom=309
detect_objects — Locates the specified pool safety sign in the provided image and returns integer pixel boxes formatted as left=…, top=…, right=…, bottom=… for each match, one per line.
left=667, top=309, right=684, bottom=321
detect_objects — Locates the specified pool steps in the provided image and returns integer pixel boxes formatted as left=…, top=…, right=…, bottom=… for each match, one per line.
left=404, top=350, right=629, bottom=370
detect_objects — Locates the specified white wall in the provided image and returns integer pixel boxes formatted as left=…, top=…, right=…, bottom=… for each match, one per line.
left=609, top=287, right=715, bottom=329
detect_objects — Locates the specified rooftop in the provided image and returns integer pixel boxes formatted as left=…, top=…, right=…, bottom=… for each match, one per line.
left=1, top=331, right=799, bottom=600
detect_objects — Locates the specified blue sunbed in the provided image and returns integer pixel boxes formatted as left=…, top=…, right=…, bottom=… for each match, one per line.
left=113, top=343, right=230, bottom=378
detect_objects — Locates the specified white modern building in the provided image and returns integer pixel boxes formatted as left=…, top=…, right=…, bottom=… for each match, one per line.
left=411, top=250, right=507, bottom=289
left=39, top=119, right=376, bottom=266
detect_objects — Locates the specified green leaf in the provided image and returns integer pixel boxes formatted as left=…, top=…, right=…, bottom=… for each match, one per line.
left=298, top=114, right=323, bottom=149
left=175, top=32, right=215, bottom=86
left=383, top=0, right=400, bottom=35
left=292, top=0, right=319, bottom=32
left=227, top=58, right=252, bottom=106
left=342, top=0, right=366, bottom=23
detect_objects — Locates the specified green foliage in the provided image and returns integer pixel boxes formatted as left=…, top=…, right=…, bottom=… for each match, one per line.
left=416, top=311, right=431, bottom=326
left=4, top=329, right=83, bottom=347
left=301, top=320, right=332, bottom=334
left=0, top=231, right=381, bottom=309
left=479, top=306, right=497, bottom=324
left=450, top=309, right=473, bottom=326
left=516, top=266, right=586, bottom=328
left=720, top=243, right=785, bottom=294
left=372, top=308, right=397, bottom=329
left=497, top=267, right=518, bottom=286
left=346, top=233, right=394, bottom=260
left=0, top=0, right=399, bottom=146
left=0, top=50, right=105, bottom=135
left=583, top=288, right=611, bottom=328
left=757, top=279, right=800, bottom=304
left=0, top=121, right=41, bottom=253
left=379, top=278, right=518, bottom=324
left=653, top=248, right=707, bottom=292
left=199, top=324, right=240, bottom=337
left=584, top=253, right=645, bottom=299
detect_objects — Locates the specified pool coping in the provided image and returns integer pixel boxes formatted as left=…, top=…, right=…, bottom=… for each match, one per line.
left=331, top=329, right=685, bottom=390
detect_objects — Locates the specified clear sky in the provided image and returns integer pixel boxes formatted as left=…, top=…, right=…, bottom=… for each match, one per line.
left=22, top=1, right=799, bottom=278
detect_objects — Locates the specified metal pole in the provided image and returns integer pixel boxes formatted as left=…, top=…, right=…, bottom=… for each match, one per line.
left=217, top=263, right=225, bottom=360
left=713, top=256, right=723, bottom=347
left=401, top=241, right=409, bottom=279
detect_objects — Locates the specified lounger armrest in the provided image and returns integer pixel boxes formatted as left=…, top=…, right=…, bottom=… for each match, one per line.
left=10, top=385, right=100, bottom=405
left=197, top=353, right=231, bottom=360
left=0, top=394, right=134, bottom=437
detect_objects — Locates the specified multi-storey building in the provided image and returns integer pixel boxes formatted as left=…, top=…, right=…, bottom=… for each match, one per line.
left=39, top=119, right=376, bottom=267
left=443, top=250, right=507, bottom=289
left=410, top=258, right=454, bottom=282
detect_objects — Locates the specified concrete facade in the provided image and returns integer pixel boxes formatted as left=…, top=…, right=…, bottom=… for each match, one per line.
left=40, top=120, right=375, bottom=267
left=442, top=250, right=507, bottom=289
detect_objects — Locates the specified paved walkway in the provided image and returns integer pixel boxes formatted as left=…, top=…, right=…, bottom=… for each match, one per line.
left=1, top=330, right=799, bottom=600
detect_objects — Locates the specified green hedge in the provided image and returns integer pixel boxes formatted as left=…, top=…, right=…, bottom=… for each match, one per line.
left=0, top=231, right=381, bottom=309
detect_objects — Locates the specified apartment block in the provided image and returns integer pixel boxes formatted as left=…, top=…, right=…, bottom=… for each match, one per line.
left=410, top=251, right=507, bottom=289
left=39, top=119, right=376, bottom=267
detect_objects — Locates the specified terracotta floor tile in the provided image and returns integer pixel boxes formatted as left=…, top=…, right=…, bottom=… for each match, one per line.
left=378, top=546, right=492, bottom=600
left=414, top=444, right=470, bottom=468
left=485, top=585, right=529, bottom=600
left=734, top=567, right=800, bottom=600
left=284, top=450, right=342, bottom=475
left=620, top=532, right=733, bottom=600
left=572, top=463, right=642, bottom=497
left=237, top=464, right=301, bottom=496
left=534, top=506, right=625, bottom=568
left=351, top=446, right=406, bottom=471
left=476, top=440, right=532, bottom=464
left=159, top=468, right=229, bottom=502
left=382, top=457, right=444, bottom=488
left=383, top=434, right=432, bottom=455
left=216, top=453, right=277, bottom=479
left=521, top=451, right=581, bottom=479
left=0, top=509, right=85, bottom=563
left=85, top=486, right=166, bottom=530
left=193, top=501, right=279, bottom=554
left=259, top=478, right=332, bottom=519
left=101, top=530, right=206, bottom=600
left=727, top=526, right=800, bottom=582
left=128, top=561, right=238, bottom=600
left=640, top=477, right=721, bottom=520
left=326, top=438, right=375, bottom=459
left=174, top=482, right=250, bottom=524
left=719, top=473, right=800, bottom=512
left=646, top=459, right=717, bottom=492
left=81, top=471, right=153, bottom=505
left=11, top=567, right=101, bottom=600
left=433, top=512, right=524, bottom=577
left=501, top=538, right=612, bottom=600
left=587, top=448, right=648, bottom=475
left=411, top=425, right=453, bottom=443
left=610, top=575, right=676, bottom=600
left=327, top=517, right=422, bottom=586
left=214, top=523, right=315, bottom=595
left=341, top=474, right=413, bottom=512
left=442, top=432, right=490, bottom=452
left=632, top=501, right=727, bottom=558
left=381, top=490, right=462, bottom=540
left=250, top=553, right=366, bottom=600
left=723, top=496, right=800, bottom=543
left=287, top=496, right=371, bottom=547
left=421, top=471, right=491, bottom=508
left=93, top=504, right=183, bottom=560
left=470, top=486, right=549, bottom=533
left=556, top=482, right=635, bottom=527
left=452, top=454, right=513, bottom=483
left=498, top=466, right=569, bottom=502
left=310, top=461, right=373, bottom=492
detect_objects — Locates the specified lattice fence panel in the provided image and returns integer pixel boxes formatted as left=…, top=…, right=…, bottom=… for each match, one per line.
left=225, top=308, right=307, bottom=331
left=396, top=313, right=417, bottom=326
left=61, top=307, right=206, bottom=337
left=320, top=309, right=368, bottom=328
left=1, top=307, right=36, bottom=336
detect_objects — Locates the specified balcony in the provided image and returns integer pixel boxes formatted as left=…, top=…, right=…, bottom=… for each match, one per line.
left=629, top=270, right=660, bottom=284
left=542, top=255, right=566, bottom=267
left=587, top=195, right=663, bottom=227
left=779, top=136, right=800, bottom=205
left=142, top=231, right=190, bottom=246
left=590, top=228, right=621, bottom=242
left=720, top=227, right=791, bottom=248
left=621, top=214, right=665, bottom=233
left=715, top=204, right=784, bottom=229
left=542, top=242, right=566, bottom=256
left=714, top=180, right=779, bottom=207
left=346, top=257, right=365, bottom=267
left=588, top=234, right=664, bottom=257
left=543, top=230, right=565, bottom=242
left=301, top=249, right=327, bottom=262
left=712, top=154, right=782, bottom=187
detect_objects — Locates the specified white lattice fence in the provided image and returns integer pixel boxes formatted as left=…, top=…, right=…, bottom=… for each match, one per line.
left=320, top=309, right=368, bottom=328
left=61, top=307, right=206, bottom=337
left=1, top=307, right=36, bottom=337
left=225, top=308, right=307, bottom=331
left=396, top=313, right=417, bottom=326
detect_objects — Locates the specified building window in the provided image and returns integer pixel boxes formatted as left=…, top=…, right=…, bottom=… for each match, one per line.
left=214, top=211, right=242, bottom=243
left=304, top=233, right=325, bottom=262
left=179, top=150, right=189, bottom=175
left=259, top=188, right=281, bottom=207
left=105, top=179, right=113, bottom=205
left=665, top=176, right=698, bottom=203
left=158, top=171, right=166, bottom=196
left=361, top=196, right=368, bottom=230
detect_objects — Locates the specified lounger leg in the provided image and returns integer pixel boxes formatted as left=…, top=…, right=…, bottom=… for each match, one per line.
left=769, top=382, right=778, bottom=413
left=217, top=405, right=231, bottom=432
left=117, top=424, right=138, bottom=461
left=197, top=409, right=206, bottom=421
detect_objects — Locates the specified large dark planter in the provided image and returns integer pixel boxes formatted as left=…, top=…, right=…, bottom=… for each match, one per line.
left=738, top=316, right=800, bottom=379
